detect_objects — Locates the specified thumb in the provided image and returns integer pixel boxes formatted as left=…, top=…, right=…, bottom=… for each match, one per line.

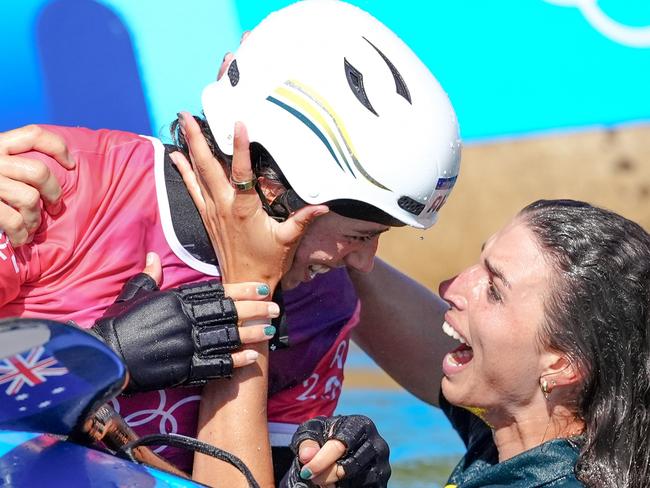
left=114, top=253, right=161, bottom=303
left=142, top=252, right=163, bottom=286
left=277, top=205, right=329, bottom=246
left=298, top=439, right=321, bottom=464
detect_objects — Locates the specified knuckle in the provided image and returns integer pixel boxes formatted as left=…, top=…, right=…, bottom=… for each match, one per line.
left=29, top=162, right=51, bottom=186
left=333, top=441, right=347, bottom=455
left=25, top=215, right=41, bottom=232
left=23, top=124, right=43, bottom=140
left=5, top=212, right=25, bottom=233
left=50, top=186, right=62, bottom=202
left=10, top=228, right=29, bottom=246
left=23, top=187, right=41, bottom=209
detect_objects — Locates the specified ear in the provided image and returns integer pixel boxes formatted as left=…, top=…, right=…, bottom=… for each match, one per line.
left=257, top=176, right=286, bottom=203
left=539, top=352, right=583, bottom=389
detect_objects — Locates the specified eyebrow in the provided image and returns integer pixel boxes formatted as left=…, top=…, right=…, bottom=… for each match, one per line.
left=357, top=228, right=390, bottom=238
left=484, top=257, right=511, bottom=289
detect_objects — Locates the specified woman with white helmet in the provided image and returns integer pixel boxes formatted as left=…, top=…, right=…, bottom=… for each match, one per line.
left=0, top=1, right=460, bottom=485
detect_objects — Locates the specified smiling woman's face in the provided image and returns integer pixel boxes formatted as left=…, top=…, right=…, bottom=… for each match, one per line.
left=280, top=211, right=390, bottom=290
left=438, top=218, right=555, bottom=422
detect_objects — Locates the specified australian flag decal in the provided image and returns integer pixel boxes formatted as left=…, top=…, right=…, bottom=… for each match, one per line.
left=0, top=346, right=70, bottom=399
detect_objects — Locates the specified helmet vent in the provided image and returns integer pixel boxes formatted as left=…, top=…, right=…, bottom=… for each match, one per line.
left=344, top=58, right=378, bottom=116
left=228, top=59, right=240, bottom=86
left=398, top=196, right=424, bottom=215
left=363, top=37, right=412, bottom=104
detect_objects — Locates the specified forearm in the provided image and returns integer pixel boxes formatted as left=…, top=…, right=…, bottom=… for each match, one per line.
left=193, top=344, right=273, bottom=488
left=350, top=258, right=454, bottom=406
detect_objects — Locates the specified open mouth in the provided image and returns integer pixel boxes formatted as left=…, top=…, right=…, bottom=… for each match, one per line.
left=442, top=320, right=474, bottom=375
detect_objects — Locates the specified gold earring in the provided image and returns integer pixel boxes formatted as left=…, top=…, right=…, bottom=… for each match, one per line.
left=540, top=379, right=549, bottom=399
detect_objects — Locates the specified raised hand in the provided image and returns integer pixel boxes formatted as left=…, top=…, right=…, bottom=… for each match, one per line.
left=170, top=113, right=327, bottom=288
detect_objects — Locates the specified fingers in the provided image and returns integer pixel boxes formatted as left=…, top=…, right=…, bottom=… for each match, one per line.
left=0, top=126, right=73, bottom=246
left=238, top=322, right=275, bottom=345
left=0, top=177, right=40, bottom=238
left=177, top=112, right=228, bottom=192
left=299, top=439, right=347, bottom=485
left=222, top=282, right=271, bottom=300
left=0, top=202, right=29, bottom=246
left=277, top=204, right=329, bottom=246
left=231, top=349, right=259, bottom=368
left=234, top=300, right=280, bottom=324
left=309, top=462, right=344, bottom=486
left=231, top=122, right=254, bottom=190
left=169, top=151, right=206, bottom=214
left=0, top=125, right=75, bottom=170
left=0, top=154, right=65, bottom=217
left=298, top=439, right=321, bottom=464
left=141, top=252, right=162, bottom=286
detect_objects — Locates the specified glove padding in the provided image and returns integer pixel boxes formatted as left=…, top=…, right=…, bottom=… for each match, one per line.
left=285, top=415, right=390, bottom=488
left=94, top=273, right=240, bottom=393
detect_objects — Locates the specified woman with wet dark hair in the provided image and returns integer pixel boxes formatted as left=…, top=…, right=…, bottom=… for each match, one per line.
left=310, top=199, right=650, bottom=487
left=179, top=129, right=650, bottom=488
left=516, top=199, right=650, bottom=486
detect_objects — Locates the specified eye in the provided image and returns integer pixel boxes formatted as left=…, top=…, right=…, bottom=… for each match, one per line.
left=487, top=280, right=502, bottom=303
left=346, top=234, right=374, bottom=243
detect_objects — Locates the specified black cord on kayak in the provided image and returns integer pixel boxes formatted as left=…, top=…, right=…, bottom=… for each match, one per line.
left=117, top=433, right=260, bottom=488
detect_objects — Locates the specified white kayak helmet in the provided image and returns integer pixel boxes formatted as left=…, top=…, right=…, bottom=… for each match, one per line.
left=202, top=0, right=461, bottom=229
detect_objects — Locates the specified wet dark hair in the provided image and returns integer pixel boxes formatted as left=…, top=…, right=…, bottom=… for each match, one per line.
left=519, top=199, right=650, bottom=488
left=170, top=114, right=295, bottom=216
left=170, top=113, right=222, bottom=167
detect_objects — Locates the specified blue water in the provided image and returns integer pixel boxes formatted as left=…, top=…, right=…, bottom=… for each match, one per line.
left=337, top=389, right=465, bottom=463
left=338, top=346, right=465, bottom=466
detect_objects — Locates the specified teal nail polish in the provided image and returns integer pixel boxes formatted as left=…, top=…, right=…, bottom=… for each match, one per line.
left=257, top=284, right=270, bottom=296
left=299, top=467, right=313, bottom=480
left=264, top=325, right=276, bottom=337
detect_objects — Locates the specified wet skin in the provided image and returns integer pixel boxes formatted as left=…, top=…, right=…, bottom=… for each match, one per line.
left=281, top=211, right=389, bottom=290
left=438, top=218, right=556, bottom=427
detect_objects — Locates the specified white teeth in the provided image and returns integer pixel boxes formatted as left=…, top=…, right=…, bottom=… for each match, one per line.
left=308, top=264, right=331, bottom=280
left=442, top=321, right=468, bottom=345
left=442, top=321, right=454, bottom=337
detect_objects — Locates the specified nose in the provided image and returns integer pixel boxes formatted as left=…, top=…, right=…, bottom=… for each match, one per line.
left=438, top=264, right=480, bottom=311
left=343, top=239, right=379, bottom=274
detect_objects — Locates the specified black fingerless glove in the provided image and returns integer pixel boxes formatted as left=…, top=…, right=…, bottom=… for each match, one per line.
left=93, top=273, right=241, bottom=393
left=284, top=415, right=391, bottom=488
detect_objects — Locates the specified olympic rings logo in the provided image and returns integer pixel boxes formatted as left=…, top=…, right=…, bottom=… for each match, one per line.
left=544, top=0, right=650, bottom=47
left=110, top=391, right=201, bottom=453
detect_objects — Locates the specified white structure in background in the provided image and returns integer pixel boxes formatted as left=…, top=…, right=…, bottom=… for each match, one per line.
left=544, top=0, right=650, bottom=47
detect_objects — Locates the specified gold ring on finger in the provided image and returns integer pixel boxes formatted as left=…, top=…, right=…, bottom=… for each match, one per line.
left=230, top=177, right=256, bottom=191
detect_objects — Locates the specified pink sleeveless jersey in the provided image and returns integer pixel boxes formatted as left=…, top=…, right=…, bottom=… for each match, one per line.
left=0, top=126, right=360, bottom=471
